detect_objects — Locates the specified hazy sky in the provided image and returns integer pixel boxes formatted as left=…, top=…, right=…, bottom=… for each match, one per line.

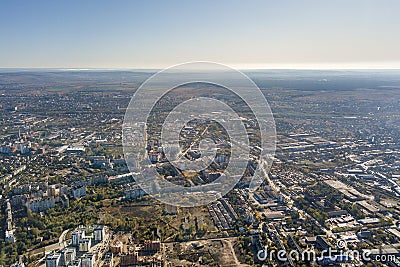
left=1, top=0, right=400, bottom=69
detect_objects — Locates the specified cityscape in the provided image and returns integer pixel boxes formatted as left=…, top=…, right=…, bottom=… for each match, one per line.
left=1, top=70, right=400, bottom=266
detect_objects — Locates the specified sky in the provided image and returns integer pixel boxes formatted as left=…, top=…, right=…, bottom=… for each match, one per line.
left=0, top=0, right=400, bottom=69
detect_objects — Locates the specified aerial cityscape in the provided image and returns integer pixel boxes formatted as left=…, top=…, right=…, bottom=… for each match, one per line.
left=1, top=70, right=400, bottom=266
left=1, top=0, right=400, bottom=266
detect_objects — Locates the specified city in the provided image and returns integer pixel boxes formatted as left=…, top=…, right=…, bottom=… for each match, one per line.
left=1, top=70, right=400, bottom=266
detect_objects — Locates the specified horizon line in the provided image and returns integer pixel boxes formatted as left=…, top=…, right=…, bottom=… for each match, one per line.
left=1, top=62, right=400, bottom=71
left=1, top=67, right=400, bottom=72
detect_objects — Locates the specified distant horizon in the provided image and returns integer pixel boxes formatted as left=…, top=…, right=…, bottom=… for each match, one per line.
left=1, top=63, right=400, bottom=72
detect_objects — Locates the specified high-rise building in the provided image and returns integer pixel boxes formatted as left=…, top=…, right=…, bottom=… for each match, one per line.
left=81, top=253, right=95, bottom=267
left=60, top=248, right=76, bottom=266
left=94, top=225, right=105, bottom=242
left=46, top=253, right=61, bottom=267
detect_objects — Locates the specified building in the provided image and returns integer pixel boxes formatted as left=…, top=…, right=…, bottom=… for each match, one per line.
left=327, top=209, right=348, bottom=218
left=47, top=185, right=59, bottom=197
left=359, top=217, right=381, bottom=225
left=79, top=238, right=92, bottom=252
left=94, top=225, right=105, bottom=242
left=46, top=253, right=61, bottom=267
left=25, top=197, right=56, bottom=212
left=4, top=199, right=15, bottom=243
left=125, top=187, right=146, bottom=199
left=5, top=230, right=16, bottom=243
left=92, top=157, right=112, bottom=169
left=0, top=145, right=11, bottom=154
left=10, top=256, right=25, bottom=267
left=316, top=236, right=333, bottom=251
left=72, top=229, right=86, bottom=247
left=10, top=262, right=25, bottom=267
left=357, top=230, right=372, bottom=239
left=139, top=240, right=161, bottom=256
left=66, top=146, right=85, bottom=153
left=216, top=154, right=228, bottom=163
left=91, top=176, right=108, bottom=185
left=60, top=248, right=76, bottom=266
left=81, top=253, right=95, bottom=267
left=264, top=211, right=285, bottom=221
left=60, top=194, right=69, bottom=207
left=16, top=143, right=30, bottom=154
left=72, top=186, right=86, bottom=199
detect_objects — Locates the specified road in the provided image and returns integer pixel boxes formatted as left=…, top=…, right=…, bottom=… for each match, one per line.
left=31, top=229, right=70, bottom=267
left=163, top=235, right=239, bottom=244
left=177, top=125, right=210, bottom=160
left=225, top=238, right=250, bottom=267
